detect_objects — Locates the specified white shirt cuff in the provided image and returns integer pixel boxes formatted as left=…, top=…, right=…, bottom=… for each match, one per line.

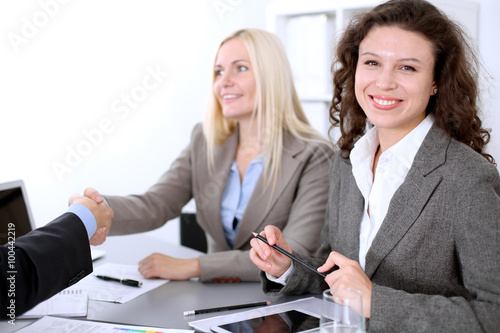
left=265, top=262, right=294, bottom=286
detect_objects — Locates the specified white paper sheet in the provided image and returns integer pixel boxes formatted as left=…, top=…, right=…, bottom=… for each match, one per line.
left=72, top=263, right=168, bottom=303
left=18, top=289, right=88, bottom=319
left=91, top=247, right=106, bottom=261
left=15, top=316, right=194, bottom=333
left=188, top=297, right=322, bottom=332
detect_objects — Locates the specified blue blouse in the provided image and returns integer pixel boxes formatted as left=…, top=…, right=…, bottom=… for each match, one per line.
left=220, top=156, right=264, bottom=248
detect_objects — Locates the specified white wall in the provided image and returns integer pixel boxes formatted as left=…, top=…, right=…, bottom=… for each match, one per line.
left=0, top=0, right=498, bottom=245
left=476, top=0, right=500, bottom=160
left=0, top=0, right=271, bottom=244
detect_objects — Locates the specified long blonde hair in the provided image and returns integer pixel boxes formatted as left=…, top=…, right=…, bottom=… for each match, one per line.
left=204, top=29, right=330, bottom=190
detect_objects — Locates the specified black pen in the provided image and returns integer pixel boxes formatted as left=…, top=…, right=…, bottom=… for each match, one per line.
left=183, top=301, right=271, bottom=316
left=252, top=232, right=333, bottom=278
left=95, top=275, right=143, bottom=287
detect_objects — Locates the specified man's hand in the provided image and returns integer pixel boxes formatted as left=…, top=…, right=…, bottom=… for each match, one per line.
left=69, top=187, right=113, bottom=245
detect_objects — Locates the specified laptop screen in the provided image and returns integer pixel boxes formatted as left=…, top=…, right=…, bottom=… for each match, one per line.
left=0, top=180, right=35, bottom=245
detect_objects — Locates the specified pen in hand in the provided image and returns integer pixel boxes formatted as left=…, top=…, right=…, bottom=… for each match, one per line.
left=95, top=275, right=143, bottom=287
left=252, top=232, right=336, bottom=278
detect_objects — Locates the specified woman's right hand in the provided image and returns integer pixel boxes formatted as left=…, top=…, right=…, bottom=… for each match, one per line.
left=249, top=225, right=293, bottom=278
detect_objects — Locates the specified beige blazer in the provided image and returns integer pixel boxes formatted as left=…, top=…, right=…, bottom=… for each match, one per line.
left=106, top=123, right=333, bottom=282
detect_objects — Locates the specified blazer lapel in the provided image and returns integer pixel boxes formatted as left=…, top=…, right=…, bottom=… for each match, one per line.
left=364, top=125, right=450, bottom=278
left=200, top=128, right=238, bottom=249
left=338, top=157, right=364, bottom=261
left=233, top=131, right=306, bottom=248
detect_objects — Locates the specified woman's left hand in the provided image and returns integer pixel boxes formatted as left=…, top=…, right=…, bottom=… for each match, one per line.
left=318, top=251, right=373, bottom=318
left=138, top=252, right=201, bottom=280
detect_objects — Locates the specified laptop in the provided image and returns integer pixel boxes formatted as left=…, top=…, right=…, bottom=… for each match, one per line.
left=0, top=180, right=36, bottom=245
left=0, top=179, right=105, bottom=260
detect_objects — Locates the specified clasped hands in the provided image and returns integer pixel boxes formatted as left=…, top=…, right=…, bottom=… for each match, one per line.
left=249, top=225, right=373, bottom=318
left=69, top=187, right=200, bottom=280
left=68, top=187, right=114, bottom=246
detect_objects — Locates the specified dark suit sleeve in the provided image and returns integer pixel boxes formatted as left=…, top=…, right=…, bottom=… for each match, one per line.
left=1, top=212, right=93, bottom=319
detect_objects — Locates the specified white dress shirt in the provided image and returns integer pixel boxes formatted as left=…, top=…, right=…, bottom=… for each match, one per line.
left=351, top=115, right=434, bottom=270
left=268, top=115, right=434, bottom=284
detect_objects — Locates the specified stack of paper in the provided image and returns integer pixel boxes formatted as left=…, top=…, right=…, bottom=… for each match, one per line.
left=18, top=289, right=88, bottom=319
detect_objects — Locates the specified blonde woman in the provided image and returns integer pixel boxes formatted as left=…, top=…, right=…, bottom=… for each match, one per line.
left=84, top=29, right=333, bottom=282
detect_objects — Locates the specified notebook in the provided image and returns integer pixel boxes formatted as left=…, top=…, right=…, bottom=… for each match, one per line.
left=0, top=179, right=105, bottom=260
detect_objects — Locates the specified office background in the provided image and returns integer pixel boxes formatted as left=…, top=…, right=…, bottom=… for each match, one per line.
left=1, top=0, right=499, bottom=245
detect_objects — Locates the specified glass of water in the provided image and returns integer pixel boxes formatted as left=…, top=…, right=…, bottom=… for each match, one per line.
left=320, top=288, right=364, bottom=332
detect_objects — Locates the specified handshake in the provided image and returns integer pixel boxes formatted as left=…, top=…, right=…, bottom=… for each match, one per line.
left=69, top=188, right=114, bottom=246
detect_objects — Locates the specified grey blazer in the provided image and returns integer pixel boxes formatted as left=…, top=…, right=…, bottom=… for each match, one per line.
left=263, top=124, right=500, bottom=332
left=106, top=123, right=333, bottom=282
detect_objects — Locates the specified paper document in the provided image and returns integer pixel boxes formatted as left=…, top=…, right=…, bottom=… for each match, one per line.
left=15, top=316, right=194, bottom=333
left=189, top=297, right=322, bottom=332
left=73, top=263, right=168, bottom=303
left=18, top=289, right=88, bottom=319
left=91, top=247, right=106, bottom=261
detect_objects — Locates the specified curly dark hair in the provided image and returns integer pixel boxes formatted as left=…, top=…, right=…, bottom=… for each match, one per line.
left=329, top=0, right=494, bottom=163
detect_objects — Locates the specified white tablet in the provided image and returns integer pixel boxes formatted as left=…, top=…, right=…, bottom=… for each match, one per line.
left=210, top=309, right=320, bottom=333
